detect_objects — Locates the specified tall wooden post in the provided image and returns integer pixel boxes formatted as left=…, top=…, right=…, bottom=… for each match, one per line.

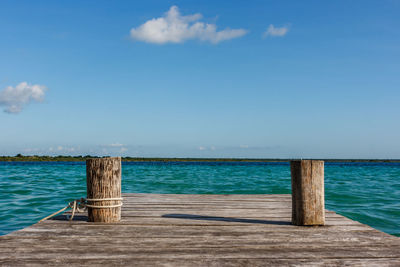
left=291, top=160, right=325, bottom=226
left=86, top=157, right=122, bottom=223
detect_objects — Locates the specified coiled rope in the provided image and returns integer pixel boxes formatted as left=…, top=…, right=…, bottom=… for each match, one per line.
left=39, top=197, right=123, bottom=223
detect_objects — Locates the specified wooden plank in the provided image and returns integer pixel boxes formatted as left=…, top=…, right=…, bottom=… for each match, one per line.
left=2, top=258, right=400, bottom=267
left=1, top=246, right=400, bottom=260
left=9, top=225, right=376, bottom=238
left=2, top=231, right=400, bottom=248
left=121, top=193, right=292, bottom=201
left=27, top=216, right=356, bottom=226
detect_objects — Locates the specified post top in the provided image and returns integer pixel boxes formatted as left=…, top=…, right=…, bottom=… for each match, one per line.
left=290, top=159, right=324, bottom=163
left=86, top=157, right=121, bottom=162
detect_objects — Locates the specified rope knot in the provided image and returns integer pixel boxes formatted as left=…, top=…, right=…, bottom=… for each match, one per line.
left=39, top=197, right=123, bottom=223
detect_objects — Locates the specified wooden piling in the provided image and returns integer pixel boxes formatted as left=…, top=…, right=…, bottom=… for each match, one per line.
left=291, top=160, right=325, bottom=226
left=86, top=157, right=122, bottom=223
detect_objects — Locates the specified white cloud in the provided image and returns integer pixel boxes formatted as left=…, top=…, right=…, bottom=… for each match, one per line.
left=108, top=143, right=128, bottom=153
left=53, top=146, right=76, bottom=152
left=23, top=148, right=40, bottom=153
left=130, top=6, right=247, bottom=44
left=109, top=143, right=124, bottom=147
left=198, top=146, right=216, bottom=151
left=0, top=82, right=47, bottom=113
left=263, top=24, right=289, bottom=37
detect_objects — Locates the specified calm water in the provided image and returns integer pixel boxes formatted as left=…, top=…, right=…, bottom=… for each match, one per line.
left=0, top=161, right=399, bottom=236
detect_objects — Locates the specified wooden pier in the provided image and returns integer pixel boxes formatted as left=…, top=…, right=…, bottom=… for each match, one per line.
left=1, top=193, right=400, bottom=266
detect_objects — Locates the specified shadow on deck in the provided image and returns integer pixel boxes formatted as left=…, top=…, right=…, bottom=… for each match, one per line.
left=162, top=214, right=291, bottom=225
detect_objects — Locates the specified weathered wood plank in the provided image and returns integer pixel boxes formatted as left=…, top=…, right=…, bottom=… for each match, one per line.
left=2, top=258, right=400, bottom=267
left=9, top=225, right=377, bottom=239
left=121, top=193, right=292, bottom=201
left=28, top=216, right=356, bottom=226
left=1, top=246, right=400, bottom=260
left=2, top=232, right=400, bottom=248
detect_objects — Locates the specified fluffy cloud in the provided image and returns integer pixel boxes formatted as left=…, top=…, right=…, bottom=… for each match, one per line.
left=263, top=24, right=289, bottom=37
left=109, top=143, right=128, bottom=153
left=198, top=146, right=216, bottom=151
left=48, top=146, right=77, bottom=153
left=109, top=143, right=124, bottom=147
left=0, top=82, right=47, bottom=114
left=130, top=6, right=247, bottom=44
left=99, top=143, right=128, bottom=154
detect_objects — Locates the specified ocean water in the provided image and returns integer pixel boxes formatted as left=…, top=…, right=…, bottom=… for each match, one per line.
left=0, top=161, right=399, bottom=236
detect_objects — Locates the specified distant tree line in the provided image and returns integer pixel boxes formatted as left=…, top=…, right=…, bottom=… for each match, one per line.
left=0, top=155, right=399, bottom=163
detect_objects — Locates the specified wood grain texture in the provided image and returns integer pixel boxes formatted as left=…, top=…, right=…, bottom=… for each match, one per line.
left=86, top=157, right=121, bottom=223
left=291, top=160, right=325, bottom=226
left=1, top=193, right=399, bottom=266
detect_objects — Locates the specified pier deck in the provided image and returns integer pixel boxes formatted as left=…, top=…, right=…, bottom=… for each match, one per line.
left=1, top=193, right=400, bottom=266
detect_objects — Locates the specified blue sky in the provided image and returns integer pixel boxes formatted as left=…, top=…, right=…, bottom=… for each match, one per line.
left=0, top=0, right=399, bottom=158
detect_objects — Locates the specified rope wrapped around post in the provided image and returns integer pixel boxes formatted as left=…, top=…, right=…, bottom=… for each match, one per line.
left=39, top=197, right=123, bottom=223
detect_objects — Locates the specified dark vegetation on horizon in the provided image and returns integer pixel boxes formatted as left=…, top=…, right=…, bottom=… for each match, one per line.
left=0, top=154, right=399, bottom=163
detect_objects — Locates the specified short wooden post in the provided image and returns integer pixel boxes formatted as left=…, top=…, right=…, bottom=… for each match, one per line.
left=86, top=157, right=122, bottom=223
left=291, top=160, right=325, bottom=226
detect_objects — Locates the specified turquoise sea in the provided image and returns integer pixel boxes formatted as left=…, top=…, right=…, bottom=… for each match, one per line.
left=0, top=161, right=399, bottom=236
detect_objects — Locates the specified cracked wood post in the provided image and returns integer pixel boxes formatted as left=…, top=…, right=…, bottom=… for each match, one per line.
left=86, top=157, right=122, bottom=223
left=291, top=160, right=325, bottom=226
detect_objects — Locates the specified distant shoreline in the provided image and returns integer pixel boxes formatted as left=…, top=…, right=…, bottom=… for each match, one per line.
left=1, top=155, right=399, bottom=163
